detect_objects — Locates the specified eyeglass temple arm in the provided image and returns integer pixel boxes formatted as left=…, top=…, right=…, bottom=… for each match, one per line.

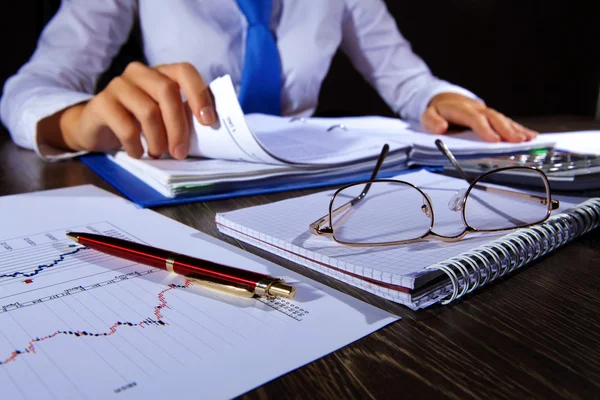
left=435, top=139, right=559, bottom=210
left=435, top=139, right=474, bottom=184
left=310, top=144, right=390, bottom=235
left=473, top=184, right=560, bottom=209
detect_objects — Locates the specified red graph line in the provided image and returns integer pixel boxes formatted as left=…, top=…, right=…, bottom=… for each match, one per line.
left=1, top=280, right=194, bottom=366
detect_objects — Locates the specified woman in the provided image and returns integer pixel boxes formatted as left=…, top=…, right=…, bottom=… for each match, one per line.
left=0, top=0, right=536, bottom=161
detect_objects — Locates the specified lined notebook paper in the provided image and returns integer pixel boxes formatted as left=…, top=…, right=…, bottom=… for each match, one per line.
left=215, top=170, right=600, bottom=309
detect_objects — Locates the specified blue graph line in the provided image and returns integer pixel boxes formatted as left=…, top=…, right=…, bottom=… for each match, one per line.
left=0, top=246, right=88, bottom=279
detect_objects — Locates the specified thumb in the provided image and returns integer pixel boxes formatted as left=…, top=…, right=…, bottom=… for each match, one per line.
left=421, top=106, right=449, bottom=134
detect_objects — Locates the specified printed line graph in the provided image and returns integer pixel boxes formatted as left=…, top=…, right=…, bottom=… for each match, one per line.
left=0, top=280, right=186, bottom=367
left=0, top=222, right=309, bottom=400
left=0, top=245, right=87, bottom=279
left=0, top=223, right=137, bottom=299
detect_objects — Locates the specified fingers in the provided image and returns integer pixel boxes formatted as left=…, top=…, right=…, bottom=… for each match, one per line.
left=78, top=61, right=215, bottom=159
left=90, top=93, right=145, bottom=158
left=105, top=77, right=167, bottom=158
left=424, top=93, right=538, bottom=143
left=481, top=111, right=538, bottom=142
left=511, top=120, right=538, bottom=140
left=156, top=63, right=217, bottom=126
left=484, top=109, right=539, bottom=143
left=436, top=102, right=502, bottom=142
left=122, top=62, right=191, bottom=159
left=483, top=109, right=524, bottom=143
left=421, top=107, right=449, bottom=135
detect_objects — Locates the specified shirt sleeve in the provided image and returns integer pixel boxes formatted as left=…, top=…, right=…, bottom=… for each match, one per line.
left=0, top=0, right=137, bottom=160
left=340, top=0, right=481, bottom=121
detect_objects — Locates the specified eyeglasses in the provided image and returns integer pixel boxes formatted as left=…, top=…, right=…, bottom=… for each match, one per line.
left=309, top=139, right=560, bottom=246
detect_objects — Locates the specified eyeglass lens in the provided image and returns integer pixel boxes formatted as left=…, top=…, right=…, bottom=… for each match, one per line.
left=331, top=181, right=432, bottom=244
left=464, top=168, right=551, bottom=231
left=329, top=168, right=551, bottom=245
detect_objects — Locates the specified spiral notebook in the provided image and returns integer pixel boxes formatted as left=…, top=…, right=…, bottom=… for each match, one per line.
left=215, top=170, right=600, bottom=309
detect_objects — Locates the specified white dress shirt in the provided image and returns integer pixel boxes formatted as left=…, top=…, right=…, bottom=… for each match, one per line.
left=0, top=0, right=477, bottom=159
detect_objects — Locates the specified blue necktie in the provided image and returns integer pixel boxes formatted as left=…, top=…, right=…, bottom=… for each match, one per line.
left=236, top=0, right=281, bottom=115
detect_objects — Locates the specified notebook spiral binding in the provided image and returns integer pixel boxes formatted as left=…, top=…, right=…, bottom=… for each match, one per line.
left=423, top=198, right=600, bottom=306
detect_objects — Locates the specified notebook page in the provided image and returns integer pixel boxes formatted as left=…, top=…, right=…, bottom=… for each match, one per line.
left=216, top=170, right=582, bottom=290
left=215, top=223, right=424, bottom=308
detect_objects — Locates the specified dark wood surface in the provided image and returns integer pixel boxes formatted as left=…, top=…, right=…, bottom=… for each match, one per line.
left=1, top=116, right=599, bottom=399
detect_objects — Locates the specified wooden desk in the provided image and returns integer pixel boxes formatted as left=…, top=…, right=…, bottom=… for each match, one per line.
left=1, top=116, right=599, bottom=399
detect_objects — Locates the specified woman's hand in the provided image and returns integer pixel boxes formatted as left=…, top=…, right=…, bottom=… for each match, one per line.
left=47, top=62, right=218, bottom=159
left=421, top=92, right=537, bottom=143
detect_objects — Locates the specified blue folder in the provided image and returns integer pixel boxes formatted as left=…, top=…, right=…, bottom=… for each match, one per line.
left=81, top=154, right=421, bottom=208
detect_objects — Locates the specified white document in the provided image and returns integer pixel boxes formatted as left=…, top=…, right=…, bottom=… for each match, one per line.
left=111, top=74, right=570, bottom=199
left=187, top=75, right=412, bottom=165
left=540, top=130, right=600, bottom=154
left=0, top=186, right=397, bottom=400
left=187, top=75, right=281, bottom=164
left=242, top=114, right=412, bottom=165
left=186, top=74, right=560, bottom=165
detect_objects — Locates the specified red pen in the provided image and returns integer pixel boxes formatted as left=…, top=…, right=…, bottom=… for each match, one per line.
left=66, top=232, right=296, bottom=299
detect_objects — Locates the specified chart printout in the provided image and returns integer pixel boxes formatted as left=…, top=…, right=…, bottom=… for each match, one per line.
left=0, top=185, right=397, bottom=400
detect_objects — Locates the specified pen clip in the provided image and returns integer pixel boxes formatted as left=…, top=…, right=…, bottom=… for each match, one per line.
left=185, top=274, right=255, bottom=298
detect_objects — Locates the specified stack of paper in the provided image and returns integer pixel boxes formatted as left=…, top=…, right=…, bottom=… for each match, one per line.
left=111, top=153, right=410, bottom=198
left=106, top=75, right=563, bottom=199
left=110, top=76, right=564, bottom=198
left=109, top=75, right=414, bottom=197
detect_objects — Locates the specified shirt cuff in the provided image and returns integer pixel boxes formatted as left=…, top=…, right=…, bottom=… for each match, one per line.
left=15, top=89, right=93, bottom=161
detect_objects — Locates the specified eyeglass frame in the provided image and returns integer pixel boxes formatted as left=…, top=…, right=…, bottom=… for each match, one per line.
left=309, top=139, right=560, bottom=246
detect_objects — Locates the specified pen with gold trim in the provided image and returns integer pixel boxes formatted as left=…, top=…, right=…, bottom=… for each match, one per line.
left=66, top=232, right=296, bottom=299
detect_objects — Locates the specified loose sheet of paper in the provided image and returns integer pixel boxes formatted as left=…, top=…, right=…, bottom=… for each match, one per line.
left=0, top=186, right=397, bottom=400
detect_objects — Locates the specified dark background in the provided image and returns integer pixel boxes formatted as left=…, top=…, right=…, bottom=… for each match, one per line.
left=1, top=0, right=599, bottom=128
